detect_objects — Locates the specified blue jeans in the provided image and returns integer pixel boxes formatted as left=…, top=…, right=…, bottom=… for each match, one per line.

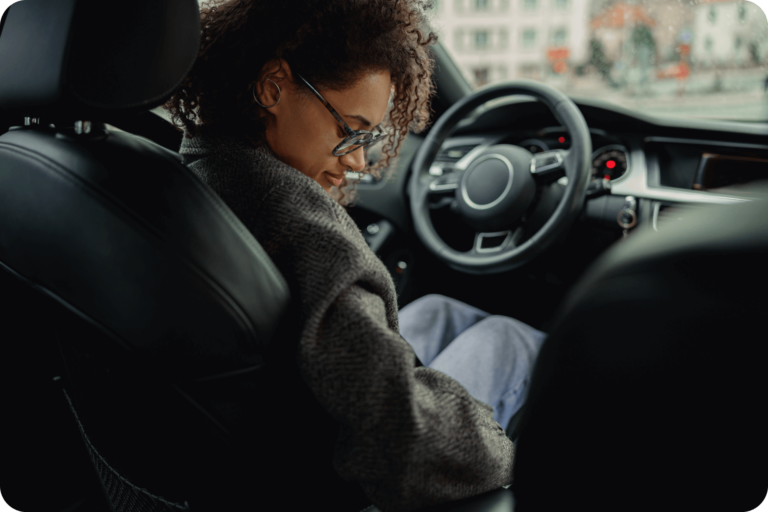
left=398, top=294, right=547, bottom=432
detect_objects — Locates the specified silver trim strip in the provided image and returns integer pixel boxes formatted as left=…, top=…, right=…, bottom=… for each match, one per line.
left=609, top=146, right=752, bottom=205
left=652, top=201, right=661, bottom=232
left=475, top=231, right=512, bottom=254
left=531, top=151, right=563, bottom=174
left=429, top=181, right=460, bottom=192
left=644, top=136, right=768, bottom=151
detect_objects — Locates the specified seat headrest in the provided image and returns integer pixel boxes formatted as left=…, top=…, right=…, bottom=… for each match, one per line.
left=0, top=0, right=200, bottom=122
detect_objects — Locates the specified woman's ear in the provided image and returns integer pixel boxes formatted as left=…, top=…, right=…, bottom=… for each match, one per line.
left=267, top=59, right=294, bottom=85
left=254, top=59, right=294, bottom=110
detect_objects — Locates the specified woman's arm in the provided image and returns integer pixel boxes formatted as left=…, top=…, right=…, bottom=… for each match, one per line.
left=297, top=283, right=514, bottom=512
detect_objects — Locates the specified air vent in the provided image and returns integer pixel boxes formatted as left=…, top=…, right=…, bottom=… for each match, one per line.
left=653, top=202, right=697, bottom=232
left=435, top=144, right=480, bottom=163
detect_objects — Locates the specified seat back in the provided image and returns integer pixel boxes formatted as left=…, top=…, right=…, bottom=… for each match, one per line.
left=512, top=185, right=768, bottom=511
left=0, top=1, right=291, bottom=510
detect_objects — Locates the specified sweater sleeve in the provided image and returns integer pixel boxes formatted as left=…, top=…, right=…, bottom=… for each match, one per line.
left=296, top=282, right=515, bottom=512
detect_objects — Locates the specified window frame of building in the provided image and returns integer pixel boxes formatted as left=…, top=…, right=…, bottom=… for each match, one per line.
left=552, top=27, right=567, bottom=47
left=523, top=0, right=538, bottom=12
left=499, top=0, right=510, bottom=11
left=474, top=0, right=489, bottom=11
left=498, top=28, right=509, bottom=49
left=554, top=0, right=568, bottom=10
left=455, top=28, right=465, bottom=50
left=475, top=29, right=490, bottom=50
left=522, top=28, right=537, bottom=49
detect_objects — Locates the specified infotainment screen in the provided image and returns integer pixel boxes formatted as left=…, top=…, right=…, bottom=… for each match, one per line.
left=692, top=154, right=768, bottom=191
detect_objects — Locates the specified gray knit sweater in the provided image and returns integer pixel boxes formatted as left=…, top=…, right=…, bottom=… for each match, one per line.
left=178, top=124, right=514, bottom=512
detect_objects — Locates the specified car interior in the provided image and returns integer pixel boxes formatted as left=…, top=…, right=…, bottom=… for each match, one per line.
left=1, top=0, right=767, bottom=511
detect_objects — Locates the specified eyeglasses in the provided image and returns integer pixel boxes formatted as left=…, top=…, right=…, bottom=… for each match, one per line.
left=296, top=73, right=387, bottom=157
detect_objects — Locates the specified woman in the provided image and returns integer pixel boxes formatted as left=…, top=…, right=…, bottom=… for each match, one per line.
left=166, top=1, right=546, bottom=510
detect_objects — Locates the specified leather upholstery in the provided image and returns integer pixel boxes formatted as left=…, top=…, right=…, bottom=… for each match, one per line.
left=0, top=126, right=290, bottom=381
left=0, top=1, right=293, bottom=509
left=511, top=188, right=768, bottom=511
left=0, top=0, right=200, bottom=123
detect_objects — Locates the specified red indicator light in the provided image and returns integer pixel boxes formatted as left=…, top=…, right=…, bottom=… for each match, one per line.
left=558, top=136, right=565, bottom=144
left=606, top=160, right=616, bottom=169
left=604, top=175, right=611, bottom=181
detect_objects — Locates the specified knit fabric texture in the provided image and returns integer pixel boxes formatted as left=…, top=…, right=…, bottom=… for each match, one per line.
left=178, top=124, right=514, bottom=512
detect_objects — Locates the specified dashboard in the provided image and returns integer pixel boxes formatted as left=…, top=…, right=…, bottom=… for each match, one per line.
left=351, top=95, right=768, bottom=244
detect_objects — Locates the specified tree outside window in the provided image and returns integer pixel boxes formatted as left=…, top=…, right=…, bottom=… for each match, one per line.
left=554, top=0, right=568, bottom=10
left=738, top=3, right=747, bottom=22
left=522, top=28, right=537, bottom=48
left=705, top=37, right=713, bottom=52
left=474, top=0, right=489, bottom=11
left=735, top=36, right=743, bottom=50
left=523, top=0, right=537, bottom=11
left=454, top=0, right=463, bottom=13
left=474, top=68, right=489, bottom=87
left=475, top=30, right=489, bottom=49
left=708, top=5, right=716, bottom=24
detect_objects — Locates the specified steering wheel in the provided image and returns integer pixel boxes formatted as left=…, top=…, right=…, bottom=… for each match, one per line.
left=408, top=80, right=593, bottom=275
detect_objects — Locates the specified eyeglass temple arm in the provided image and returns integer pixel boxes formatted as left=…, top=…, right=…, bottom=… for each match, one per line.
left=296, top=74, right=353, bottom=134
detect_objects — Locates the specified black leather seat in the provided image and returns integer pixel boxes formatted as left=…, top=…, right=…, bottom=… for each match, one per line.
left=0, top=1, right=293, bottom=510
left=510, top=188, right=768, bottom=511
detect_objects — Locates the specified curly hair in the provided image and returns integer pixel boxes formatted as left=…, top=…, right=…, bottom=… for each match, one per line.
left=163, top=0, right=438, bottom=209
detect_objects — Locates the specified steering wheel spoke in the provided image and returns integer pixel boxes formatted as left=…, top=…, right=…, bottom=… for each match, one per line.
left=471, top=226, right=525, bottom=255
left=530, top=149, right=568, bottom=185
left=428, top=170, right=464, bottom=195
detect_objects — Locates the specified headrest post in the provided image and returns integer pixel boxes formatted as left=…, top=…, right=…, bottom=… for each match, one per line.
left=24, top=117, right=41, bottom=126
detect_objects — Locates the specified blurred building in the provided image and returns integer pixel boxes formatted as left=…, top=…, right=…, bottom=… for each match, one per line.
left=590, top=0, right=695, bottom=65
left=691, top=0, right=767, bottom=68
left=429, top=0, right=591, bottom=87
left=590, top=2, right=656, bottom=62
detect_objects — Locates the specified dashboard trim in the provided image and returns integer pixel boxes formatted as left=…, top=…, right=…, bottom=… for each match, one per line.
left=644, top=136, right=768, bottom=151
left=610, top=142, right=755, bottom=206
left=611, top=136, right=768, bottom=208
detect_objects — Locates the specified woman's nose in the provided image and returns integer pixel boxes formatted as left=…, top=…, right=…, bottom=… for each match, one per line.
left=340, top=147, right=366, bottom=172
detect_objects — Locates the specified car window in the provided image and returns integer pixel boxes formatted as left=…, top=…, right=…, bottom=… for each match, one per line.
left=427, top=0, right=768, bottom=122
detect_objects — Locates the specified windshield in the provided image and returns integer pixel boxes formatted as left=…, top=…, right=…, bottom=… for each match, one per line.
left=428, top=0, right=768, bottom=122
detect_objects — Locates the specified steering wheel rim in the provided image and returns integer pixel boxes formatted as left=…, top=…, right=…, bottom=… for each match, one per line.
left=408, top=80, right=593, bottom=275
